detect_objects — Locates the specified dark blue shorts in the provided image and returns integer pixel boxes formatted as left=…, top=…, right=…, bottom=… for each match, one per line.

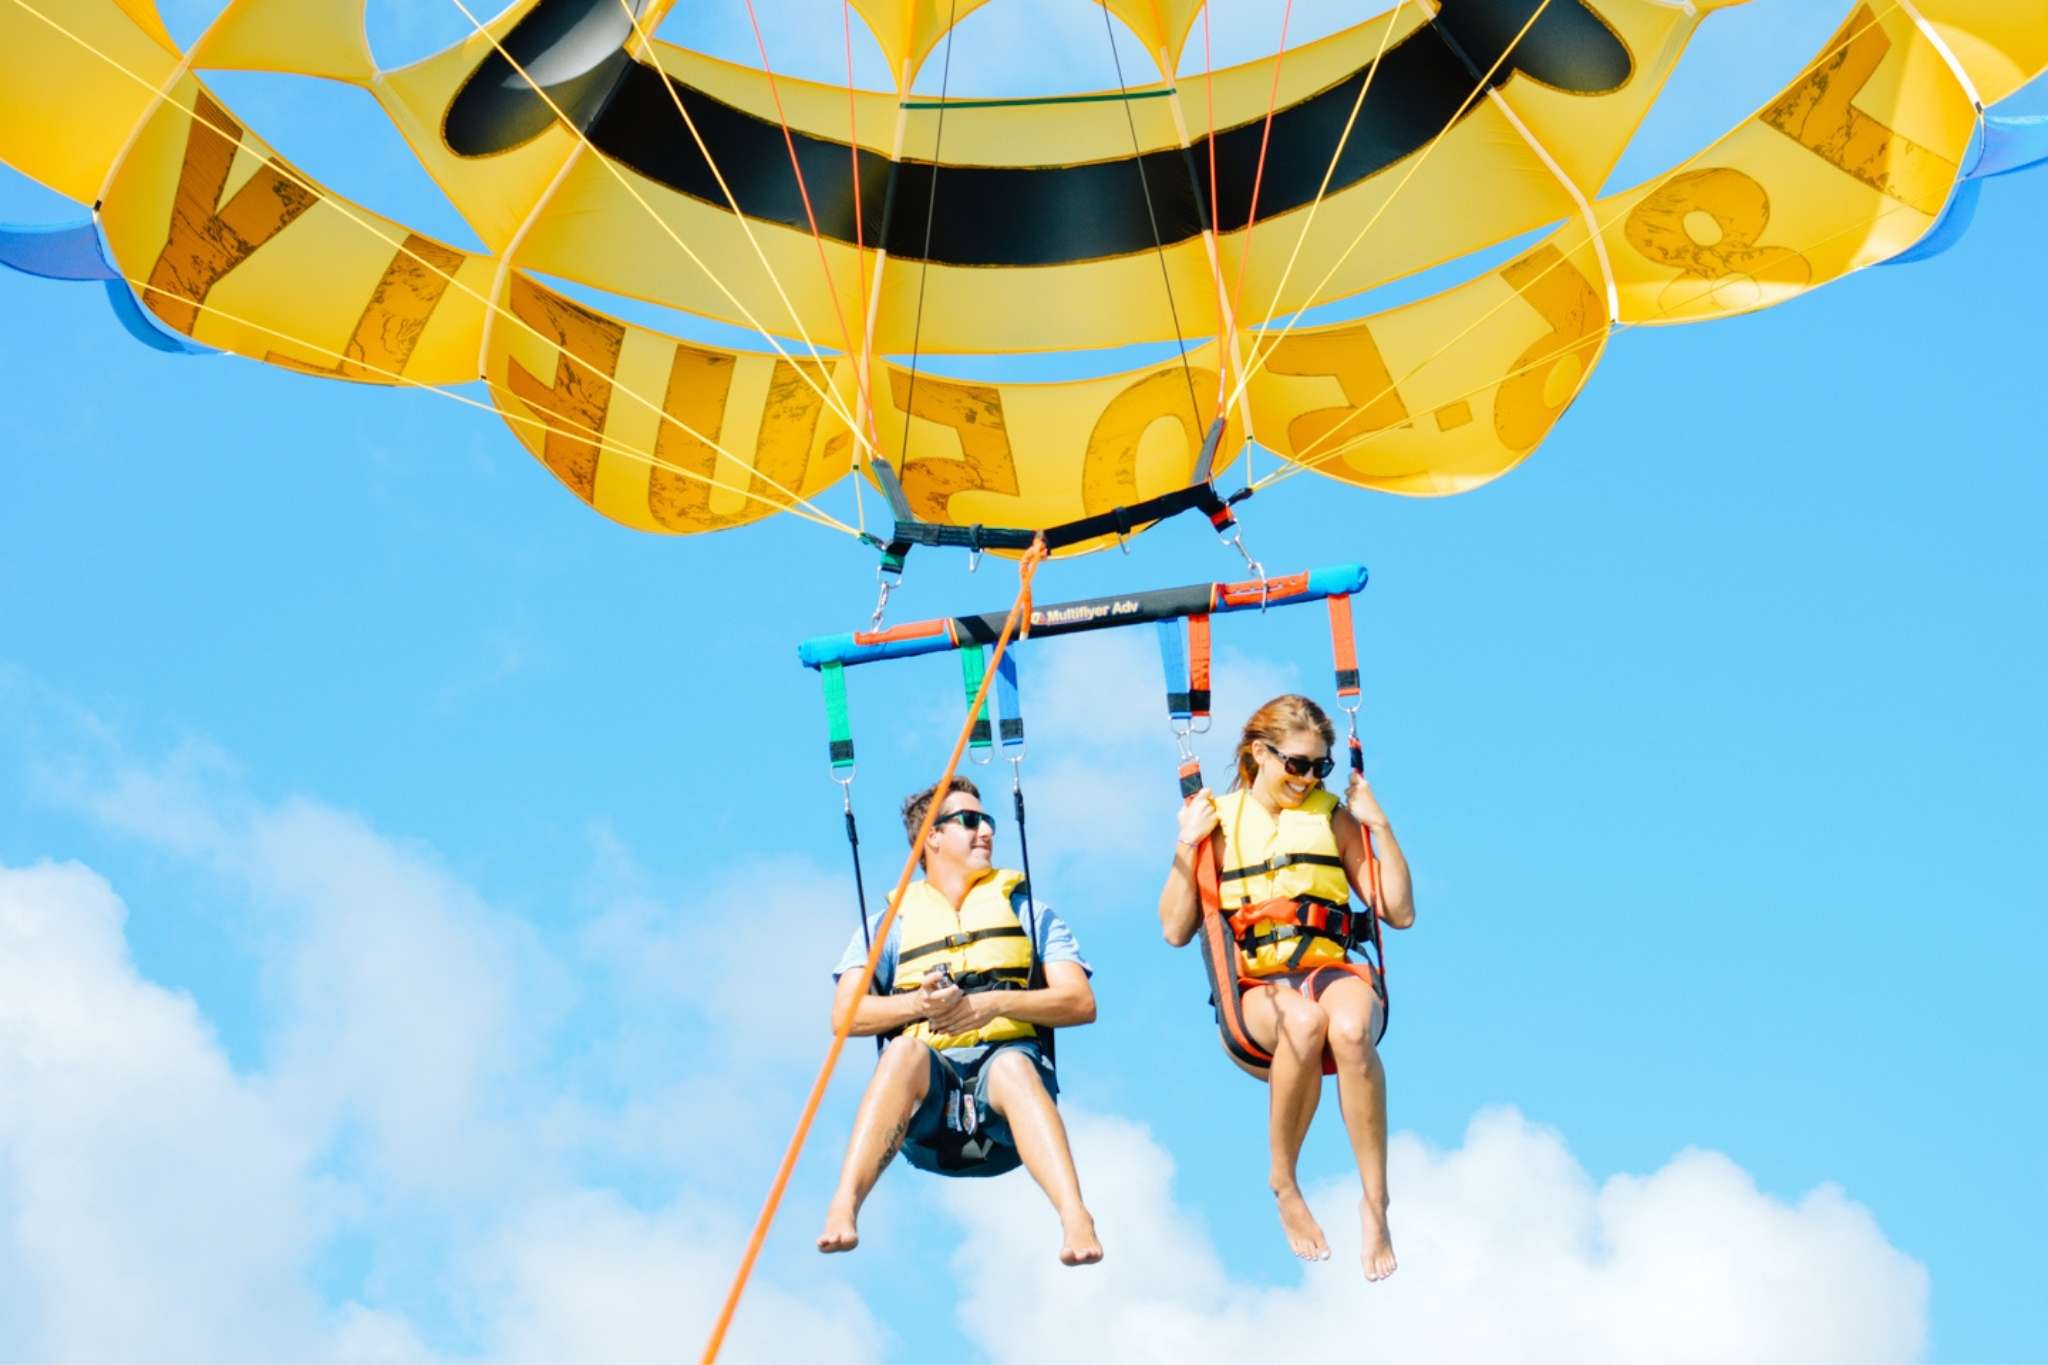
left=901, top=1039, right=1057, bottom=1178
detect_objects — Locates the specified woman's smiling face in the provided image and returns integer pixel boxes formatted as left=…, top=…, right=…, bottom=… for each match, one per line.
left=1250, top=729, right=1331, bottom=811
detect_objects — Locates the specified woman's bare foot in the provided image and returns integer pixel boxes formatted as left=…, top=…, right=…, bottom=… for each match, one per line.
left=816, top=1198, right=860, bottom=1254
left=1360, top=1199, right=1397, bottom=1281
left=1274, top=1183, right=1331, bottom=1260
left=1058, top=1210, right=1104, bottom=1266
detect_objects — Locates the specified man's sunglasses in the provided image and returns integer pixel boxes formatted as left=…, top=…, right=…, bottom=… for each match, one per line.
left=933, top=809, right=999, bottom=835
left=1263, top=741, right=1335, bottom=780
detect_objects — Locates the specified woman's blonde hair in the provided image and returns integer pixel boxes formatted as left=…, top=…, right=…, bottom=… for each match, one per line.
left=1232, top=694, right=1336, bottom=792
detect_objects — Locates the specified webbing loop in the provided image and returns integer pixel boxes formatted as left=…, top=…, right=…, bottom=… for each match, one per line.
left=994, top=644, right=1026, bottom=757
left=1328, top=593, right=1364, bottom=772
left=1187, top=613, right=1213, bottom=733
left=1156, top=617, right=1193, bottom=730
left=960, top=645, right=993, bottom=763
left=820, top=661, right=855, bottom=779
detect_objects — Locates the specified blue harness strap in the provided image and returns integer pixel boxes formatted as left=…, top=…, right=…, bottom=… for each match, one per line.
left=994, top=643, right=1025, bottom=753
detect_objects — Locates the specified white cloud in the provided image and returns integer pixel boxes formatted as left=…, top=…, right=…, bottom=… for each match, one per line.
left=0, top=859, right=326, bottom=1361
left=942, top=1108, right=1926, bottom=1363
left=0, top=762, right=883, bottom=1361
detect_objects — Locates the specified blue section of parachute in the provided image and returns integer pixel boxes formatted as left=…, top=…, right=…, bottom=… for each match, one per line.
left=0, top=218, right=216, bottom=354
left=1888, top=114, right=2048, bottom=267
left=0, top=219, right=117, bottom=280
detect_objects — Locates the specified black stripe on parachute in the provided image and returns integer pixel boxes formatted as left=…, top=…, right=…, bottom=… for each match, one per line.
left=444, top=0, right=1631, bottom=267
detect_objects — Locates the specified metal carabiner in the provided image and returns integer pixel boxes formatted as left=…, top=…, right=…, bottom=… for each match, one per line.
left=870, top=564, right=901, bottom=633
left=1222, top=529, right=1268, bottom=611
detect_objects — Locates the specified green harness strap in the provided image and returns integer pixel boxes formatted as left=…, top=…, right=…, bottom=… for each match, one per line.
left=821, top=661, right=855, bottom=777
left=959, top=645, right=992, bottom=760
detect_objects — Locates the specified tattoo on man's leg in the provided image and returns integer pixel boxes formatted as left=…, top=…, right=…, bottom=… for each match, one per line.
left=875, top=1116, right=908, bottom=1178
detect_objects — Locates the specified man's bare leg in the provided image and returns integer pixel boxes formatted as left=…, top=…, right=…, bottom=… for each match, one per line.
left=1244, top=985, right=1332, bottom=1260
left=1321, top=976, right=1397, bottom=1281
left=984, top=1049, right=1102, bottom=1265
left=818, top=1037, right=932, bottom=1253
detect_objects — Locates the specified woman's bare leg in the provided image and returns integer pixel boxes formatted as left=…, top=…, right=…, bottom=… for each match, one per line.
left=983, top=1050, right=1102, bottom=1265
left=1243, top=984, right=1332, bottom=1260
left=818, top=1037, right=931, bottom=1253
left=1320, top=976, right=1397, bottom=1280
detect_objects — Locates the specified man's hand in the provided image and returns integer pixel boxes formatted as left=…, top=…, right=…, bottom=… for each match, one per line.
left=1177, top=788, right=1219, bottom=846
left=917, top=979, right=963, bottom=1022
left=1345, top=771, right=1390, bottom=832
left=925, top=988, right=1003, bottom=1037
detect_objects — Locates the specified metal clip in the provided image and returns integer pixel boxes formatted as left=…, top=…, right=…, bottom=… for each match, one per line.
left=1222, top=529, right=1267, bottom=609
left=870, top=564, right=901, bottom=632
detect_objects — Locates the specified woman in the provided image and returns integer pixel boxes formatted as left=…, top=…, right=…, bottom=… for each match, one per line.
left=1158, top=694, right=1415, bottom=1280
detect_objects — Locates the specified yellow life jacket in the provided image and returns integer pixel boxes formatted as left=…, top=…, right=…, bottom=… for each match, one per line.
left=892, top=868, right=1037, bottom=1050
left=1215, top=788, right=1355, bottom=976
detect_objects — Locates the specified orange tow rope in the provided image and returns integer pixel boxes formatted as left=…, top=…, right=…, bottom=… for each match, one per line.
left=700, top=540, right=1049, bottom=1363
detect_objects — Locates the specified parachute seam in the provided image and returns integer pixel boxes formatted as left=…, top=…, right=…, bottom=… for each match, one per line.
left=1485, top=87, right=1619, bottom=322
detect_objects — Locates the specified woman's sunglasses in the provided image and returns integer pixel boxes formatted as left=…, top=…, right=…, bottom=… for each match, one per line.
left=1263, top=741, right=1335, bottom=780
left=933, top=809, right=999, bottom=834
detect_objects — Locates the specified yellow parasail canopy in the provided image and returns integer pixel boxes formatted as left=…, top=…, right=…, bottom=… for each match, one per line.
left=0, top=0, right=2042, bottom=549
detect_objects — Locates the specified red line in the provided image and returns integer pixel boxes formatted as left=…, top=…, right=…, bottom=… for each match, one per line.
left=742, top=0, right=860, bottom=366
left=1229, top=0, right=1296, bottom=334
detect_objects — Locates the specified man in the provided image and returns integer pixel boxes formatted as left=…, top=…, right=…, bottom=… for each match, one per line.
left=817, top=776, right=1103, bottom=1265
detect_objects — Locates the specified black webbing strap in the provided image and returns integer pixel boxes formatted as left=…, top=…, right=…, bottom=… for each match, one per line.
left=897, top=924, right=1028, bottom=965
left=893, top=966, right=1030, bottom=994
left=1218, top=852, right=1346, bottom=883
left=881, top=480, right=1245, bottom=562
left=1011, top=788, right=1056, bottom=1067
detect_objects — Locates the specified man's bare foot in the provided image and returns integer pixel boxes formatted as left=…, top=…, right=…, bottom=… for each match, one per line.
left=1058, top=1209, right=1103, bottom=1265
left=816, top=1199, right=860, bottom=1254
left=1360, top=1199, right=1397, bottom=1281
left=1274, top=1183, right=1330, bottom=1261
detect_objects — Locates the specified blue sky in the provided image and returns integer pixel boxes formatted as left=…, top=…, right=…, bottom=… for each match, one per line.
left=1, top=1, right=2044, bottom=1360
